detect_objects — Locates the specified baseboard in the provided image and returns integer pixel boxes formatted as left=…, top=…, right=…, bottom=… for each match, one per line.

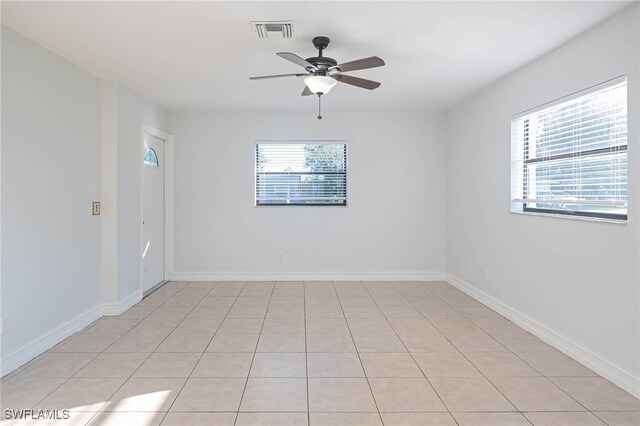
left=0, top=305, right=103, bottom=377
left=445, top=273, right=640, bottom=399
left=102, top=290, right=142, bottom=316
left=169, top=271, right=446, bottom=282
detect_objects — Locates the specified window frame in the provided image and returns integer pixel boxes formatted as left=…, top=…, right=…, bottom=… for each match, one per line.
left=512, top=76, right=628, bottom=223
left=254, top=140, right=348, bottom=207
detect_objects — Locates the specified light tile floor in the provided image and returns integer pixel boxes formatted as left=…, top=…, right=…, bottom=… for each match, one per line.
left=2, top=281, right=639, bottom=426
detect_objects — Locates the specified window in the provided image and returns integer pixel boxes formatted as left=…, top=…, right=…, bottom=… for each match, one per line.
left=255, top=142, right=347, bottom=206
left=143, top=147, right=159, bottom=167
left=511, top=77, right=627, bottom=221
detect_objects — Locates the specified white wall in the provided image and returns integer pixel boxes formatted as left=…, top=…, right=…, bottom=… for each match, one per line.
left=0, top=26, right=170, bottom=374
left=446, top=5, right=639, bottom=396
left=1, top=26, right=102, bottom=369
left=170, top=110, right=446, bottom=280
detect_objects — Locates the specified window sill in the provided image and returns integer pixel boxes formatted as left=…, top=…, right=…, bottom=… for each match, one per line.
left=510, top=210, right=628, bottom=224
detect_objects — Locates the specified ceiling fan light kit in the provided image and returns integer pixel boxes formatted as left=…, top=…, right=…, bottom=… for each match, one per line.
left=304, top=75, right=337, bottom=95
left=250, top=36, right=385, bottom=119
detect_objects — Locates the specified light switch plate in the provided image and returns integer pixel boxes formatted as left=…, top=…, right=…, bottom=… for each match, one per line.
left=92, top=202, right=101, bottom=215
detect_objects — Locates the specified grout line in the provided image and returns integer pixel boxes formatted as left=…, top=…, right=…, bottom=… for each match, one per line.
left=303, top=282, right=310, bottom=426
left=233, top=281, right=274, bottom=426
left=413, top=281, right=594, bottom=417
left=154, top=281, right=240, bottom=425
left=19, top=283, right=183, bottom=423
left=360, top=281, right=455, bottom=426
left=82, top=281, right=201, bottom=425
left=332, top=280, right=385, bottom=426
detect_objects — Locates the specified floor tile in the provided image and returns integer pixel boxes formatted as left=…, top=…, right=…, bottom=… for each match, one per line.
left=18, top=353, right=98, bottom=378
left=352, top=333, right=406, bottom=352
left=306, top=318, right=350, bottom=334
left=360, top=353, right=422, bottom=377
left=161, top=412, right=236, bottom=425
left=191, top=353, right=253, bottom=377
left=82, top=319, right=140, bottom=337
left=217, top=319, right=264, bottom=334
left=198, top=296, right=236, bottom=307
left=398, top=333, right=456, bottom=353
left=523, top=412, right=606, bottom=426
left=387, top=317, right=438, bottom=334
left=342, top=305, right=385, bottom=319
left=250, top=353, right=306, bottom=377
left=257, top=333, right=305, bottom=352
left=307, top=353, right=364, bottom=377
left=105, top=332, right=167, bottom=353
left=429, top=377, right=516, bottom=412
left=453, top=412, right=531, bottom=425
left=491, top=377, right=585, bottom=411
left=234, top=296, right=270, bottom=307
left=306, top=334, right=356, bottom=353
left=206, top=333, right=258, bottom=353
left=171, top=378, right=245, bottom=411
left=381, top=413, right=457, bottom=426
left=240, top=378, right=307, bottom=412
left=308, top=378, right=376, bottom=412
left=236, top=412, right=309, bottom=426
left=134, top=353, right=200, bottom=377
left=305, top=307, right=344, bottom=319
left=593, top=411, right=640, bottom=426
left=550, top=377, right=640, bottom=411
left=105, top=377, right=185, bottom=411
left=53, top=334, right=119, bottom=353
left=465, top=352, right=539, bottom=377
left=87, top=411, right=165, bottom=426
left=491, top=330, right=554, bottom=352
left=187, top=306, right=230, bottom=319
left=309, top=412, right=380, bottom=426
left=413, top=352, right=481, bottom=377
left=37, top=378, right=125, bottom=411
left=369, top=378, right=446, bottom=412
left=446, top=332, right=506, bottom=352
left=226, top=306, right=268, bottom=319
left=155, top=333, right=212, bottom=353
left=262, top=318, right=305, bottom=334
left=517, top=351, right=597, bottom=376
left=347, top=318, right=393, bottom=334
left=0, top=377, right=66, bottom=411
left=75, top=353, right=149, bottom=377
left=173, top=318, right=221, bottom=334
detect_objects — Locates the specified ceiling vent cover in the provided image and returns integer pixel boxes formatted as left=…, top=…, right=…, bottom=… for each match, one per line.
left=252, top=21, right=295, bottom=39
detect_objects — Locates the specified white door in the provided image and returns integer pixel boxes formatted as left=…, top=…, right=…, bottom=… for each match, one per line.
left=142, top=134, right=165, bottom=292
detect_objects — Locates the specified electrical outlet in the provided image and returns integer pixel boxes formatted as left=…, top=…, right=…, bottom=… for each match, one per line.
left=92, top=202, right=101, bottom=215
left=485, top=269, right=490, bottom=281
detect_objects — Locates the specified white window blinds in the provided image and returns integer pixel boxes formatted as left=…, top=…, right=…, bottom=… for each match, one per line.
left=511, top=77, right=627, bottom=221
left=255, top=142, right=347, bottom=206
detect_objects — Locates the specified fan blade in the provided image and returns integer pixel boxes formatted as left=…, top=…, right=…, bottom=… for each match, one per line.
left=277, top=52, right=318, bottom=71
left=250, top=73, right=308, bottom=80
left=335, top=56, right=385, bottom=73
left=301, top=86, right=313, bottom=96
left=333, top=74, right=381, bottom=90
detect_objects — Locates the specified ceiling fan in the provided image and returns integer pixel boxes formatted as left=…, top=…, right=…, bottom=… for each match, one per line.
left=250, top=36, right=385, bottom=119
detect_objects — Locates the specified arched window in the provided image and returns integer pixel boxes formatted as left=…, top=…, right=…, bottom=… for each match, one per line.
left=143, top=147, right=159, bottom=167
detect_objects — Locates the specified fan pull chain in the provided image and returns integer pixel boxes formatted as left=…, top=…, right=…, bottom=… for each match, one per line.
left=317, top=94, right=322, bottom=120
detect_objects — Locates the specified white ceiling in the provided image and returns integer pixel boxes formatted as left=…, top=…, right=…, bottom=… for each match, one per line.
left=1, top=1, right=632, bottom=112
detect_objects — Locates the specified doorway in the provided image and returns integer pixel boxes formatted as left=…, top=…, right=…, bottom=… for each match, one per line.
left=142, top=133, right=165, bottom=293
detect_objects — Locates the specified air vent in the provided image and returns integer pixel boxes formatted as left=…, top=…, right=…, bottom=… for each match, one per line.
left=252, top=21, right=295, bottom=40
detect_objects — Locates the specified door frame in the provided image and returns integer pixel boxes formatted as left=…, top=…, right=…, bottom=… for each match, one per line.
left=140, top=125, right=174, bottom=295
